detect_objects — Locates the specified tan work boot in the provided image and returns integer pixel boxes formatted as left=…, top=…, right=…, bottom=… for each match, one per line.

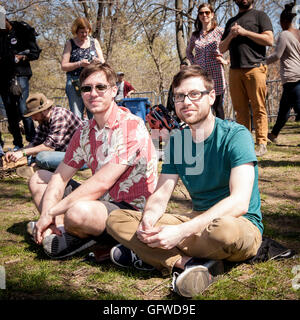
left=255, top=144, right=267, bottom=157
left=16, top=165, right=37, bottom=179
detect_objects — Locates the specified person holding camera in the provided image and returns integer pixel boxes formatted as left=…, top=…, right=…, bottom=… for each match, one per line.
left=61, top=17, right=105, bottom=120
left=0, top=5, right=41, bottom=150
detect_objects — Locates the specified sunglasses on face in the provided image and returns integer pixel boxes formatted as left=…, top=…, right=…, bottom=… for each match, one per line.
left=199, top=11, right=211, bottom=16
left=80, top=83, right=110, bottom=93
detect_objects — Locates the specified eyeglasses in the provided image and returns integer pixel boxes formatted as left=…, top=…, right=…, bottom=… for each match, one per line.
left=80, top=83, right=111, bottom=93
left=199, top=11, right=211, bottom=16
left=173, top=90, right=210, bottom=103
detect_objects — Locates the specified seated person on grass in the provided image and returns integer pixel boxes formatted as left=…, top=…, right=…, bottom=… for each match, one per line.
left=106, top=65, right=263, bottom=298
left=27, top=62, right=158, bottom=260
left=4, top=92, right=82, bottom=174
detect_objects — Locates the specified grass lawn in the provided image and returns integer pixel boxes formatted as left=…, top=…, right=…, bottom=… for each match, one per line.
left=0, top=122, right=299, bottom=301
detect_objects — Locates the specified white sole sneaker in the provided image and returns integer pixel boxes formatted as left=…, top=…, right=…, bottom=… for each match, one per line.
left=42, top=233, right=97, bottom=260
left=26, top=221, right=36, bottom=237
left=174, top=260, right=224, bottom=297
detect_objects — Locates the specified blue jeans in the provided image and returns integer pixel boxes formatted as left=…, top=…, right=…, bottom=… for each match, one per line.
left=35, top=151, right=88, bottom=171
left=0, top=145, right=4, bottom=157
left=271, top=80, right=300, bottom=136
left=66, top=75, right=93, bottom=120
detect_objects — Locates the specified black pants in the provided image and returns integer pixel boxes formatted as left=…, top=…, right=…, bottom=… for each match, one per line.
left=212, top=93, right=225, bottom=120
left=0, top=78, right=35, bottom=148
left=272, top=80, right=300, bottom=136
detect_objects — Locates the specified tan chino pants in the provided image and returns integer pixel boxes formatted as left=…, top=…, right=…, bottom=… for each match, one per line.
left=229, top=65, right=268, bottom=145
left=107, top=210, right=262, bottom=276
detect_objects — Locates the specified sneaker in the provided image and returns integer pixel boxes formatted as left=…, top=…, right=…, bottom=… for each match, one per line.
left=110, top=244, right=155, bottom=271
left=267, top=133, right=278, bottom=144
left=13, top=146, right=22, bottom=152
left=255, top=144, right=267, bottom=157
left=42, top=232, right=97, bottom=259
left=16, top=166, right=37, bottom=179
left=27, top=221, right=36, bottom=237
left=172, top=258, right=224, bottom=298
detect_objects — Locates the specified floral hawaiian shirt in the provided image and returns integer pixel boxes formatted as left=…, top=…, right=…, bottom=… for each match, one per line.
left=64, top=103, right=158, bottom=210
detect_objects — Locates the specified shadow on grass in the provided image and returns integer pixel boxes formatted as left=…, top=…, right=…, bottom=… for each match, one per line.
left=0, top=277, right=131, bottom=300
left=262, top=213, right=300, bottom=251
left=259, top=159, right=300, bottom=168
left=262, top=190, right=300, bottom=202
left=0, top=179, right=31, bottom=201
left=6, top=220, right=52, bottom=260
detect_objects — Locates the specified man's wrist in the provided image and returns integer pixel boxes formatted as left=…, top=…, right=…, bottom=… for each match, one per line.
left=22, top=149, right=27, bottom=157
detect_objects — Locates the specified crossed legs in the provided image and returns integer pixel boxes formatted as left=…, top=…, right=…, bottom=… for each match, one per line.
left=28, top=169, right=109, bottom=240
left=107, top=209, right=262, bottom=276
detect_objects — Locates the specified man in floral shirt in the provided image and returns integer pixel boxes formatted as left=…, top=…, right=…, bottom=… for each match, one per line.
left=28, top=62, right=158, bottom=259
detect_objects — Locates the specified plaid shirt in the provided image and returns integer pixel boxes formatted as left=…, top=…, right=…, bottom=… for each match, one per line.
left=64, top=103, right=158, bottom=210
left=32, top=106, right=82, bottom=151
left=186, top=26, right=226, bottom=96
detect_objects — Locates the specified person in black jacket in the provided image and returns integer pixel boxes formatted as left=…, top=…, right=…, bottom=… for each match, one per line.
left=0, top=7, right=41, bottom=150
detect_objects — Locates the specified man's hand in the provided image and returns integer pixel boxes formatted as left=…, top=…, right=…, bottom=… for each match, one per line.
left=34, top=213, right=59, bottom=244
left=136, top=215, right=158, bottom=242
left=5, top=151, right=23, bottom=162
left=138, top=224, right=185, bottom=250
left=15, top=54, right=26, bottom=62
left=231, top=23, right=248, bottom=37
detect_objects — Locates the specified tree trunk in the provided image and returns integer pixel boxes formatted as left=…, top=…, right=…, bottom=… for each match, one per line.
left=78, top=0, right=91, bottom=21
left=175, top=0, right=187, bottom=63
left=94, top=0, right=105, bottom=39
left=187, top=0, right=195, bottom=42
left=105, top=0, right=120, bottom=62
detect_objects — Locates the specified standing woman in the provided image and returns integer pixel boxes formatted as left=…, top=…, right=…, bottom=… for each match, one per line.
left=267, top=3, right=300, bottom=143
left=61, top=17, right=105, bottom=120
left=186, top=3, right=226, bottom=119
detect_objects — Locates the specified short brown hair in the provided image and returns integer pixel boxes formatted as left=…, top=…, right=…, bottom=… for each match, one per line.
left=172, top=65, right=214, bottom=92
left=79, top=62, right=117, bottom=87
left=71, top=17, right=92, bottom=35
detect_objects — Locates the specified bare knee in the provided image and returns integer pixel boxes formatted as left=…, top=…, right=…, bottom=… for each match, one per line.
left=64, top=201, right=108, bottom=237
left=28, top=169, right=52, bottom=194
left=64, top=201, right=89, bottom=231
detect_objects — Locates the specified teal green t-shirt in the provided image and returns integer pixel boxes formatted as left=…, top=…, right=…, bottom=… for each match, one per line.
left=161, top=118, right=263, bottom=234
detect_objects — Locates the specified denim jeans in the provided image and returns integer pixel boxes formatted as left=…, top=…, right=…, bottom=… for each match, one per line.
left=0, top=144, right=4, bottom=157
left=271, top=81, right=300, bottom=136
left=35, top=151, right=88, bottom=171
left=66, top=75, right=93, bottom=120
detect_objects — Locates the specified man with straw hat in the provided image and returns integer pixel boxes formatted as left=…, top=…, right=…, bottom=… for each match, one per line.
left=5, top=92, right=82, bottom=177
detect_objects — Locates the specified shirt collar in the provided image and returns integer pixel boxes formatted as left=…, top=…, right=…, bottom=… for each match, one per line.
left=90, top=102, right=120, bottom=132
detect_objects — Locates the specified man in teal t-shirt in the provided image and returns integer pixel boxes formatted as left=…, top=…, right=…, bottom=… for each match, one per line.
left=106, top=65, right=263, bottom=298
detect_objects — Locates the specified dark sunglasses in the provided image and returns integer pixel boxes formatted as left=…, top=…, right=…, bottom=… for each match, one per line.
left=199, top=11, right=211, bottom=16
left=80, top=84, right=110, bottom=93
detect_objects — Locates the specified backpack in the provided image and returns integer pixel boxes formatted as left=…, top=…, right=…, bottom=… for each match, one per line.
left=146, top=104, right=182, bottom=131
left=246, top=237, right=296, bottom=264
